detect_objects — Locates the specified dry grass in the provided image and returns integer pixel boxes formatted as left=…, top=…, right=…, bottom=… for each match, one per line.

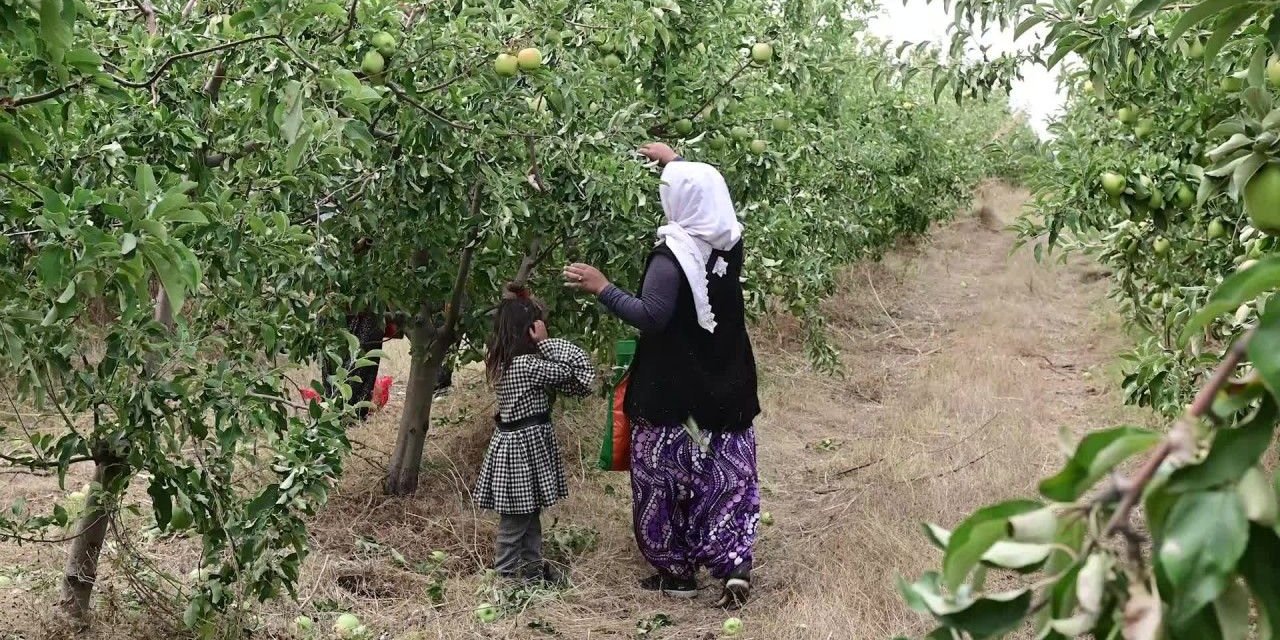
left=0, top=182, right=1156, bottom=640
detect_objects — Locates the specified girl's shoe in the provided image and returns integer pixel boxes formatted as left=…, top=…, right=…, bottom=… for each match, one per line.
left=715, top=577, right=751, bottom=609
left=639, top=573, right=698, bottom=599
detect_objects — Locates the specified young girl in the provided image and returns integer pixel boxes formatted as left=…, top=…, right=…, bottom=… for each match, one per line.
left=473, top=284, right=595, bottom=584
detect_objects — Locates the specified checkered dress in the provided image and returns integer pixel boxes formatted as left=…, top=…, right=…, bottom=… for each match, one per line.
left=473, top=339, right=595, bottom=514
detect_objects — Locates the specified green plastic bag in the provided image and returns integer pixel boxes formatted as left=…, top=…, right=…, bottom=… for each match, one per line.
left=598, top=338, right=635, bottom=471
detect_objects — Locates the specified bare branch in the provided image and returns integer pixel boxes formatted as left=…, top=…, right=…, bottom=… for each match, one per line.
left=513, top=236, right=545, bottom=288
left=203, top=57, right=227, bottom=103
left=133, top=0, right=158, bottom=35
left=180, top=0, right=198, bottom=20
left=525, top=136, right=547, bottom=192
left=246, top=392, right=309, bottom=411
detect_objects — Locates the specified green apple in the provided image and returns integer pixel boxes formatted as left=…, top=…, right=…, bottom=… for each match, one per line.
left=334, top=613, right=361, bottom=637
left=294, top=616, right=314, bottom=632
left=517, top=47, right=542, bottom=71
left=494, top=53, right=518, bottom=77
left=723, top=617, right=744, bottom=636
left=361, top=51, right=385, bottom=76
left=371, top=31, right=397, bottom=57
left=751, top=42, right=773, bottom=63
left=475, top=602, right=499, bottom=623
left=749, top=139, right=767, bottom=155
left=1100, top=172, right=1126, bottom=197
left=760, top=511, right=774, bottom=526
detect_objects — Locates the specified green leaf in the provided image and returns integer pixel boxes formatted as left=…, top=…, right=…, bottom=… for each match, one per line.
left=943, top=590, right=1033, bottom=638
left=135, top=164, right=158, bottom=198
left=163, top=210, right=209, bottom=225
left=141, top=245, right=188, bottom=315
left=1167, top=398, right=1277, bottom=493
left=64, top=48, right=101, bottom=73
left=147, top=479, right=172, bottom=532
left=1182, top=257, right=1280, bottom=343
left=39, top=0, right=71, bottom=65
left=1213, top=578, right=1250, bottom=640
left=1239, top=524, right=1280, bottom=637
left=1171, top=0, right=1251, bottom=41
left=1231, top=152, right=1268, bottom=199
left=1039, top=426, right=1161, bottom=501
left=923, top=523, right=1053, bottom=571
left=301, top=2, right=346, bottom=18
left=284, top=130, right=310, bottom=173
left=1251, top=303, right=1280, bottom=398
left=1129, top=0, right=1172, bottom=21
left=0, top=122, right=31, bottom=162
left=1204, top=4, right=1262, bottom=61
left=943, top=499, right=1042, bottom=590
left=1157, top=490, right=1249, bottom=624
left=282, top=81, right=305, bottom=145
left=899, top=573, right=1033, bottom=639
left=55, top=280, right=75, bottom=304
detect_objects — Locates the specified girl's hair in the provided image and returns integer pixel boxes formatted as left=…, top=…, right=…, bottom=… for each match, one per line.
left=485, top=283, right=546, bottom=383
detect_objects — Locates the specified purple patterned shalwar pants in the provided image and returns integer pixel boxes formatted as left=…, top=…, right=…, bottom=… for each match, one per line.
left=630, top=419, right=760, bottom=581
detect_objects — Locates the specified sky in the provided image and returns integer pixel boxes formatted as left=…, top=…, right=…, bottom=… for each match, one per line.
left=866, top=0, right=1066, bottom=138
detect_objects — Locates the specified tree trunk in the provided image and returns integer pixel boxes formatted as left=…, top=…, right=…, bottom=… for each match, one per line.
left=383, top=326, right=447, bottom=495
left=59, top=455, right=126, bottom=624
left=383, top=182, right=484, bottom=495
left=62, top=288, right=170, bottom=623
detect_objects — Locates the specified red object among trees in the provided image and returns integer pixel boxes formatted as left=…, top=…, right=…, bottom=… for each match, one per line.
left=373, top=376, right=393, bottom=410
left=299, top=388, right=320, bottom=403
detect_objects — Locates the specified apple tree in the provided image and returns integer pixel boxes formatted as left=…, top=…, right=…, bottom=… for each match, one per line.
left=888, top=1, right=1280, bottom=638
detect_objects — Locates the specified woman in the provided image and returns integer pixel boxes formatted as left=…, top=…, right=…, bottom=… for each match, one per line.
left=564, top=142, right=761, bottom=609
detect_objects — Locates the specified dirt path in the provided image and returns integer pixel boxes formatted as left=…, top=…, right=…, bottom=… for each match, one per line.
left=2, top=183, right=1153, bottom=639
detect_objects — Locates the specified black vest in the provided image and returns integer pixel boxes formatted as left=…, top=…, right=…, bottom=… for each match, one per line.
left=623, top=240, right=760, bottom=432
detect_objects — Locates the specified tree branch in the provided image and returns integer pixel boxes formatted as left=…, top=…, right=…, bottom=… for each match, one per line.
left=2, top=80, right=87, bottom=110
left=202, top=57, right=227, bottom=103
left=687, top=60, right=753, bottom=122
left=1099, top=329, right=1254, bottom=540
left=512, top=236, right=544, bottom=288
left=337, top=0, right=359, bottom=43
left=387, top=82, right=475, bottom=131
left=0, top=451, right=94, bottom=469
left=0, top=171, right=41, bottom=197
left=525, top=136, right=547, bottom=192
left=180, top=0, right=199, bottom=20
left=133, top=0, right=158, bottom=35
left=436, top=182, right=486, bottom=341
left=246, top=392, right=309, bottom=411
left=109, top=33, right=283, bottom=89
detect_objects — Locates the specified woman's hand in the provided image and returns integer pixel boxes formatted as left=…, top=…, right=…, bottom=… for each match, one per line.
left=563, top=263, right=610, bottom=295
left=529, top=319, right=549, bottom=343
left=638, top=142, right=680, bottom=166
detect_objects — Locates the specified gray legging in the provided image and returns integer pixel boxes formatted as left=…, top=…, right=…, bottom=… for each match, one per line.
left=495, top=510, right=542, bottom=578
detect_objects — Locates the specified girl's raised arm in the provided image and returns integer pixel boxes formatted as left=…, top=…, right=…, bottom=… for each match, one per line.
left=518, top=338, right=595, bottom=397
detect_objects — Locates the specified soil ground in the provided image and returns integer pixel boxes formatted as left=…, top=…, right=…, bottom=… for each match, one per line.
left=0, top=182, right=1156, bottom=639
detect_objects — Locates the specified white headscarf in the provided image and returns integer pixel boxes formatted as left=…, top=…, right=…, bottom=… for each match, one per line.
left=656, top=161, right=743, bottom=333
